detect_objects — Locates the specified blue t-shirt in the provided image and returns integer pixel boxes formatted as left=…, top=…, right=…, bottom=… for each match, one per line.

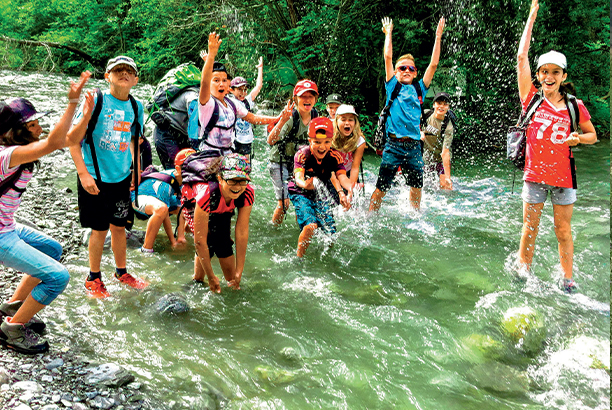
left=74, top=91, right=144, bottom=183
left=385, top=76, right=427, bottom=140
left=133, top=169, right=180, bottom=211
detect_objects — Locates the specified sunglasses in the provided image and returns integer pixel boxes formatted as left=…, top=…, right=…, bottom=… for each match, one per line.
left=224, top=179, right=249, bottom=187
left=397, top=65, right=417, bottom=73
left=110, top=67, right=137, bottom=76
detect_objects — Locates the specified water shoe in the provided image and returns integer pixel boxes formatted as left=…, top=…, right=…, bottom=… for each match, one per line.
left=115, top=272, right=149, bottom=290
left=85, top=278, right=111, bottom=298
left=563, top=278, right=577, bottom=294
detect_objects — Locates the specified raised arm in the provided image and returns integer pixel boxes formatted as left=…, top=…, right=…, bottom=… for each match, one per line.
left=199, top=33, right=222, bottom=106
left=518, top=0, right=539, bottom=101
left=382, top=17, right=395, bottom=82
left=10, top=71, right=91, bottom=168
left=422, top=17, right=445, bottom=88
left=249, top=57, right=264, bottom=101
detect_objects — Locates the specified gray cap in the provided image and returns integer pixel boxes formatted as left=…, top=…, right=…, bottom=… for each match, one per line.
left=325, top=94, right=342, bottom=105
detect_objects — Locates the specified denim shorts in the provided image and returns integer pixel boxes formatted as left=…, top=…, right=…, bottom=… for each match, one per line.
left=289, top=192, right=336, bottom=235
left=375, top=138, right=424, bottom=191
left=0, top=224, right=69, bottom=305
left=268, top=162, right=290, bottom=201
left=522, top=181, right=577, bottom=205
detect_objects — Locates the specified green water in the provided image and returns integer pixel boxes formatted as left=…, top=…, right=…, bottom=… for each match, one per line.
left=2, top=70, right=610, bottom=409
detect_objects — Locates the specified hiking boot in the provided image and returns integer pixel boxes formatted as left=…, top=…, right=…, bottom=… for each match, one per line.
left=0, top=317, right=49, bottom=355
left=0, top=300, right=46, bottom=334
left=115, top=272, right=149, bottom=290
left=563, top=278, right=577, bottom=294
left=85, top=278, right=111, bottom=299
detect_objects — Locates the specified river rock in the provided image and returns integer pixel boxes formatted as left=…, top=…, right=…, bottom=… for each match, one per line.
left=45, top=358, right=64, bottom=370
left=14, top=403, right=32, bottom=410
left=500, top=306, right=546, bottom=354
left=0, top=367, right=10, bottom=384
left=153, top=293, right=190, bottom=314
left=12, top=380, right=43, bottom=392
left=467, top=362, right=530, bottom=394
left=85, top=363, right=135, bottom=387
left=462, top=334, right=506, bottom=361
left=89, top=395, right=114, bottom=409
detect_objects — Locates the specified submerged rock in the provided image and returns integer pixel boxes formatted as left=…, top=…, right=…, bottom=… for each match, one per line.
left=153, top=293, right=190, bottom=314
left=85, top=363, right=135, bottom=387
left=500, top=306, right=546, bottom=354
left=467, top=362, right=530, bottom=394
left=462, top=334, right=507, bottom=361
left=254, top=365, right=297, bottom=384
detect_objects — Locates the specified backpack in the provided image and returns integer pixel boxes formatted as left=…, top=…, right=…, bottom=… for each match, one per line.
left=0, top=165, right=26, bottom=199
left=180, top=150, right=224, bottom=185
left=187, top=97, right=238, bottom=151
left=146, top=63, right=201, bottom=133
left=422, top=108, right=457, bottom=139
left=140, top=165, right=181, bottom=196
left=372, top=81, right=425, bottom=155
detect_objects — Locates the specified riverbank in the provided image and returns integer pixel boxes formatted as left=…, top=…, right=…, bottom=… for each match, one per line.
left=0, top=149, right=155, bottom=410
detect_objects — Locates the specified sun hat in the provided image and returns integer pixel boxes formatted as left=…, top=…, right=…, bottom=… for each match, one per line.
left=106, top=56, right=138, bottom=74
left=308, top=117, right=334, bottom=139
left=433, top=92, right=451, bottom=103
left=174, top=148, right=196, bottom=167
left=230, top=77, right=248, bottom=88
left=7, top=98, right=52, bottom=124
left=293, top=80, right=319, bottom=97
left=537, top=50, right=567, bottom=70
left=335, top=104, right=357, bottom=116
left=325, top=94, right=341, bottom=105
left=0, top=102, right=20, bottom=135
left=219, top=153, right=251, bottom=181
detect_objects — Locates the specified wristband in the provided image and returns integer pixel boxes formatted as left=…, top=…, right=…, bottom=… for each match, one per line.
left=69, top=99, right=80, bottom=104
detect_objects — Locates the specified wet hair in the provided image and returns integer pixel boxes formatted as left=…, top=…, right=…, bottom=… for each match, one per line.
left=0, top=123, right=40, bottom=171
left=332, top=113, right=365, bottom=154
left=395, top=54, right=416, bottom=69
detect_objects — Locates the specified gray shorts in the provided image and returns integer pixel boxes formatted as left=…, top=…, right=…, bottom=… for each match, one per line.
left=268, top=162, right=290, bottom=201
left=133, top=195, right=166, bottom=215
left=521, top=181, right=576, bottom=205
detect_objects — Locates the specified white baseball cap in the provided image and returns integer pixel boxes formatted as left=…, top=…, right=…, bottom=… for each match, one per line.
left=335, top=104, right=357, bottom=116
left=537, top=50, right=567, bottom=70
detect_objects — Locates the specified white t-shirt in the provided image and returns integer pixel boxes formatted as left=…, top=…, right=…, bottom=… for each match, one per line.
left=229, top=95, right=255, bottom=144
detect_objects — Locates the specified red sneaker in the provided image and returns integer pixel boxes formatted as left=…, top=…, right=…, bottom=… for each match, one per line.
left=85, top=278, right=110, bottom=299
left=115, top=273, right=149, bottom=290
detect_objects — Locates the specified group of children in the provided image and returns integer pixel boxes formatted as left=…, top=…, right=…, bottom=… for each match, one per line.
left=1, top=2, right=594, bottom=355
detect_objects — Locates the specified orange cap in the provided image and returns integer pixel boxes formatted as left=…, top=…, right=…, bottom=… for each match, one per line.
left=308, top=117, right=333, bottom=139
left=174, top=148, right=196, bottom=167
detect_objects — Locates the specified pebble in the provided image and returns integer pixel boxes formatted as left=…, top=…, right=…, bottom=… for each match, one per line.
left=12, top=381, right=43, bottom=392
left=41, top=374, right=54, bottom=382
left=45, top=358, right=64, bottom=370
left=14, top=403, right=32, bottom=410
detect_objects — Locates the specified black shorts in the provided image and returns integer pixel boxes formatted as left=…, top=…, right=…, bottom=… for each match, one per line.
left=207, top=212, right=234, bottom=258
left=77, top=175, right=132, bottom=231
left=233, top=141, right=252, bottom=156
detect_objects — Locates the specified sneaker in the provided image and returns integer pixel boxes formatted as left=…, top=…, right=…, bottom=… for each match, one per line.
left=85, top=278, right=111, bottom=298
left=0, top=318, right=49, bottom=354
left=0, top=301, right=46, bottom=334
left=115, top=273, right=149, bottom=290
left=563, top=278, right=577, bottom=294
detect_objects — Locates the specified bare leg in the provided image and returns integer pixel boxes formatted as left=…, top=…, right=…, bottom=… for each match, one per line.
left=409, top=187, right=422, bottom=210
left=369, top=188, right=386, bottom=212
left=218, top=255, right=236, bottom=282
left=8, top=275, right=40, bottom=303
left=10, top=295, right=45, bottom=324
left=553, top=204, right=574, bottom=280
left=518, top=202, right=544, bottom=270
left=143, top=205, right=170, bottom=249
left=89, top=229, right=108, bottom=272
left=272, top=199, right=290, bottom=225
left=297, top=223, right=318, bottom=257
left=109, top=224, right=127, bottom=269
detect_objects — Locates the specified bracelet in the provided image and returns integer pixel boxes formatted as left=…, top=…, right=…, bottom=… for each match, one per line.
left=337, top=190, right=344, bottom=194
left=68, top=99, right=80, bottom=104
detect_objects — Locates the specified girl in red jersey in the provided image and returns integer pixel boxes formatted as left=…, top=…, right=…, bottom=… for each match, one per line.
left=516, top=0, right=597, bottom=292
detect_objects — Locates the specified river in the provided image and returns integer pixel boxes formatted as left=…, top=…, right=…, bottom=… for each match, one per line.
left=1, top=69, right=609, bottom=410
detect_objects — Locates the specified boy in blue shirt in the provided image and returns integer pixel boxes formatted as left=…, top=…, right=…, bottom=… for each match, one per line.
left=69, top=56, right=149, bottom=298
left=369, top=17, right=445, bottom=212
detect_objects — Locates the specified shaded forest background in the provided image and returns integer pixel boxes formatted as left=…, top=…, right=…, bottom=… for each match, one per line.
left=0, top=0, right=609, bottom=153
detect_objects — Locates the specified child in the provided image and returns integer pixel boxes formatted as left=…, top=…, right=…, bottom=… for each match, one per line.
left=421, top=92, right=454, bottom=190
left=181, top=153, right=254, bottom=293
left=132, top=167, right=186, bottom=253
left=267, top=79, right=319, bottom=225
left=369, top=16, right=445, bottom=212
left=228, top=56, right=264, bottom=159
left=68, top=56, right=149, bottom=298
left=197, top=34, right=278, bottom=156
left=288, top=117, right=353, bottom=257
left=332, top=104, right=366, bottom=189
left=0, top=72, right=90, bottom=354
left=325, top=93, right=342, bottom=120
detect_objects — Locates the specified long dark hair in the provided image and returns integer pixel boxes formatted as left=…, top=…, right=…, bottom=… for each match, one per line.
left=0, top=124, right=40, bottom=171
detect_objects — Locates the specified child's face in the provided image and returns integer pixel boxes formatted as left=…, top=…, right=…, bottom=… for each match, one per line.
left=433, top=100, right=450, bottom=117
left=336, top=114, right=356, bottom=137
left=25, top=119, right=43, bottom=139
left=218, top=175, right=249, bottom=200
left=105, top=64, right=139, bottom=90
left=211, top=72, right=230, bottom=99
left=231, top=86, right=248, bottom=101
left=309, top=136, right=332, bottom=160
left=295, top=91, right=317, bottom=114
left=537, top=64, right=567, bottom=94
left=326, top=103, right=340, bottom=119
left=395, top=58, right=416, bottom=85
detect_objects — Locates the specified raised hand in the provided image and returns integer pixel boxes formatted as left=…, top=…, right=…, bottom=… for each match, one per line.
left=68, top=71, right=91, bottom=101
left=280, top=100, right=294, bottom=121
left=529, top=0, right=539, bottom=19
left=382, top=17, right=393, bottom=34
left=436, top=17, right=445, bottom=38
left=208, top=32, right=222, bottom=56
left=199, top=50, right=208, bottom=61
left=256, top=56, right=263, bottom=69
left=81, top=91, right=95, bottom=120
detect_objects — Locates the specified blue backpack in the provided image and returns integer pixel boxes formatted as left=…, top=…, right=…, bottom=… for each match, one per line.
left=187, top=97, right=238, bottom=150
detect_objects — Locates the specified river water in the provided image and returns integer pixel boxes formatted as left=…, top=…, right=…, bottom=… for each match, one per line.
left=1, top=70, right=610, bottom=409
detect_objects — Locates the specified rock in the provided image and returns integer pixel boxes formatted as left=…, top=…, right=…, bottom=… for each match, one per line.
left=0, top=367, right=10, bottom=385
left=85, top=363, right=135, bottom=388
left=41, top=374, right=54, bottom=382
left=89, top=395, right=114, bottom=409
left=126, top=382, right=141, bottom=390
left=85, top=391, right=99, bottom=399
left=14, top=403, right=32, bottom=410
left=467, top=362, right=530, bottom=394
left=12, top=381, right=43, bottom=393
left=72, top=404, right=88, bottom=410
left=40, top=405, right=60, bottom=410
left=51, top=394, right=61, bottom=403
left=462, top=334, right=507, bottom=361
left=61, top=399, right=73, bottom=407
left=153, top=293, right=190, bottom=314
left=500, top=306, right=546, bottom=354
left=45, top=358, right=64, bottom=370
left=19, top=391, right=36, bottom=403
left=254, top=365, right=297, bottom=384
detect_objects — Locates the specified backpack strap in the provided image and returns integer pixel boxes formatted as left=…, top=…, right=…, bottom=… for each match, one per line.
left=0, top=165, right=25, bottom=198
left=129, top=95, right=141, bottom=208
left=518, top=91, right=544, bottom=127
left=85, top=88, right=104, bottom=183
left=141, top=172, right=181, bottom=196
left=243, top=98, right=251, bottom=112
left=200, top=97, right=238, bottom=150
left=565, top=94, right=580, bottom=190
left=412, top=82, right=426, bottom=125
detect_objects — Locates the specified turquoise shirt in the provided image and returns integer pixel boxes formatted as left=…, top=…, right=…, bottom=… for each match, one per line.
left=385, top=76, right=427, bottom=140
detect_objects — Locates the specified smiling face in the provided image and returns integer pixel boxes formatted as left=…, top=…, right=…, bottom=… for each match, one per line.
left=105, top=64, right=138, bottom=91
left=25, top=119, right=43, bottom=139
left=395, top=58, right=417, bottom=85
left=432, top=100, right=449, bottom=119
left=295, top=91, right=317, bottom=114
left=211, top=71, right=231, bottom=100
left=218, top=175, right=249, bottom=200
left=231, top=85, right=248, bottom=101
left=537, top=64, right=567, bottom=94
left=336, top=113, right=356, bottom=137
left=309, top=134, right=333, bottom=160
